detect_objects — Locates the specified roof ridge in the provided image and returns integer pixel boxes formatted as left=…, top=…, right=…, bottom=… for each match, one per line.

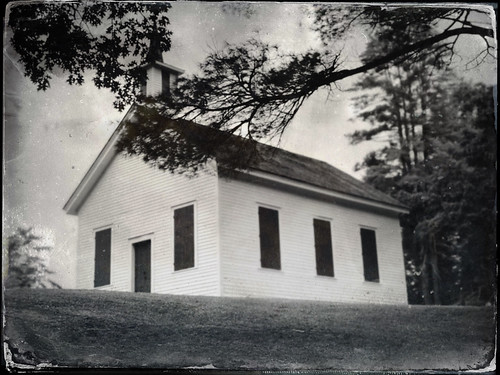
left=64, top=106, right=407, bottom=215
left=251, top=140, right=404, bottom=208
left=146, top=110, right=406, bottom=209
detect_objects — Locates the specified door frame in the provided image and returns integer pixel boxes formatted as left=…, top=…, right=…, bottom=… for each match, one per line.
left=129, top=233, right=155, bottom=293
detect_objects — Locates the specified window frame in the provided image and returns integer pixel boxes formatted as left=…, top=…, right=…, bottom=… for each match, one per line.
left=93, top=225, right=112, bottom=288
left=257, top=204, right=282, bottom=271
left=172, top=201, right=197, bottom=272
left=161, top=69, right=171, bottom=95
left=360, top=226, right=380, bottom=283
left=313, top=217, right=335, bottom=278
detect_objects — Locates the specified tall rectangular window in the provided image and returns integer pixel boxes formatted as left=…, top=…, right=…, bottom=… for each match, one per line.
left=174, top=204, right=195, bottom=271
left=258, top=207, right=281, bottom=270
left=140, top=79, right=147, bottom=96
left=94, top=228, right=111, bottom=287
left=314, top=219, right=334, bottom=277
left=161, top=70, right=170, bottom=95
left=360, top=228, right=380, bottom=282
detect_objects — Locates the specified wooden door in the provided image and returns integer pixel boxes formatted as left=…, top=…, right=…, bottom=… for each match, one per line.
left=134, top=240, right=151, bottom=293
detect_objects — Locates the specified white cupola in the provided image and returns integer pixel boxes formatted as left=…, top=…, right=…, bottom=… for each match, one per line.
left=140, top=36, right=184, bottom=97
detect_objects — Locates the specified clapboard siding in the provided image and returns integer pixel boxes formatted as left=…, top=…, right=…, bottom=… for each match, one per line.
left=145, top=67, right=162, bottom=96
left=76, top=153, right=219, bottom=296
left=218, top=176, right=407, bottom=304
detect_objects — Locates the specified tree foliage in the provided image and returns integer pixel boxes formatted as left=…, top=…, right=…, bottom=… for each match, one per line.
left=5, top=227, right=62, bottom=289
left=115, top=104, right=262, bottom=175
left=8, top=1, right=172, bottom=110
left=351, top=61, right=496, bottom=305
left=337, top=12, right=496, bottom=305
left=313, top=5, right=495, bottom=68
left=425, top=83, right=496, bottom=305
left=128, top=5, right=495, bottom=171
left=7, top=3, right=495, bottom=172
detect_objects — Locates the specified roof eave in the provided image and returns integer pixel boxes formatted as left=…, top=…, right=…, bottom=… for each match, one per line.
left=63, top=105, right=138, bottom=215
left=224, top=167, right=409, bottom=215
left=139, top=61, right=185, bottom=75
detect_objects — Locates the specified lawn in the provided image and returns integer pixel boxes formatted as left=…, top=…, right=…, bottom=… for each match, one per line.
left=3, top=288, right=496, bottom=371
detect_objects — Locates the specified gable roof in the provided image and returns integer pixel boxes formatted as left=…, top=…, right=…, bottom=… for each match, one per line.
left=64, top=105, right=408, bottom=215
left=248, top=143, right=404, bottom=208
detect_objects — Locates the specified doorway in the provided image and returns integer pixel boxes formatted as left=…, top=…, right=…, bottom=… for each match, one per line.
left=134, top=240, right=151, bottom=293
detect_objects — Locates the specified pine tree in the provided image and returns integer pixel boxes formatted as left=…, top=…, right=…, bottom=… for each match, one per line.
left=5, top=227, right=62, bottom=289
left=351, top=71, right=496, bottom=304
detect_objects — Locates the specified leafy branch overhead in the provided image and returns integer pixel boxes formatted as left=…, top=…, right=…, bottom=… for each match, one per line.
left=121, top=5, right=495, bottom=172
left=8, top=1, right=172, bottom=110
left=168, top=40, right=336, bottom=139
left=161, top=6, right=494, bottom=138
left=8, top=3, right=496, bottom=170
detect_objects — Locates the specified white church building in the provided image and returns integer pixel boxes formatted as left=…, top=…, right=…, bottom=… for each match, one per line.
left=64, top=52, right=409, bottom=305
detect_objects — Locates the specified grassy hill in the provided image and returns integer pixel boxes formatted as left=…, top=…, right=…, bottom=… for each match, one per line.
left=3, top=288, right=496, bottom=371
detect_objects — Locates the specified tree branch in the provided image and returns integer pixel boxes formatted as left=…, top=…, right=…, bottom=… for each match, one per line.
left=326, top=25, right=493, bottom=86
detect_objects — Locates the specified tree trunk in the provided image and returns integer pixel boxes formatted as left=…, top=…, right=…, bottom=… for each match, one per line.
left=420, top=244, right=433, bottom=304
left=387, top=69, right=410, bottom=175
left=405, top=80, right=420, bottom=166
left=429, top=234, right=441, bottom=305
left=418, top=72, right=431, bottom=162
left=396, top=67, right=413, bottom=173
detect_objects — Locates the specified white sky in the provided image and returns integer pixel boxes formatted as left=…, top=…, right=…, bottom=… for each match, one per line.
left=3, top=2, right=497, bottom=288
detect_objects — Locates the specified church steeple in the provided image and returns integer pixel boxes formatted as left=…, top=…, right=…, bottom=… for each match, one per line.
left=145, top=31, right=164, bottom=64
left=140, top=33, right=184, bottom=97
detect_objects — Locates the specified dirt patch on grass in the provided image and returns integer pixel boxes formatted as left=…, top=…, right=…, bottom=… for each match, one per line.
left=3, top=289, right=496, bottom=371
